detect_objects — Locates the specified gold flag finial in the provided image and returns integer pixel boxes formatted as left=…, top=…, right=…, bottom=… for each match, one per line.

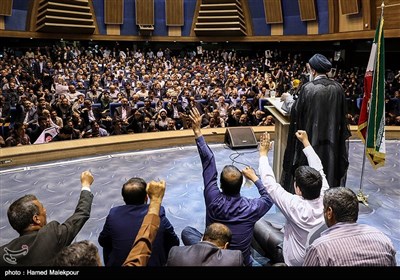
left=357, top=190, right=369, bottom=206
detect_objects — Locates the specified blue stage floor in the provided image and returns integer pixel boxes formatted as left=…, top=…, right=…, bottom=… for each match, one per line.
left=1, top=140, right=399, bottom=266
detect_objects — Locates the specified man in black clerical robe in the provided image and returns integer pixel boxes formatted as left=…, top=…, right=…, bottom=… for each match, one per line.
left=281, top=54, right=351, bottom=194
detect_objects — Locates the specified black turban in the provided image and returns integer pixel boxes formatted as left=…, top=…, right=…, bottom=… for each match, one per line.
left=309, top=54, right=332, bottom=73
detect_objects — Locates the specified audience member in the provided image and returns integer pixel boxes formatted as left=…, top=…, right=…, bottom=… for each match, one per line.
left=181, top=108, right=273, bottom=266
left=155, top=108, right=171, bottom=131
left=53, top=240, right=101, bottom=266
left=167, top=223, right=243, bottom=266
left=0, top=171, right=94, bottom=266
left=0, top=135, right=5, bottom=147
left=84, top=120, right=109, bottom=137
left=53, top=180, right=167, bottom=267
left=113, top=97, right=133, bottom=127
left=122, top=180, right=169, bottom=266
left=303, top=187, right=397, bottom=266
left=26, top=115, right=49, bottom=143
left=254, top=130, right=328, bottom=266
left=5, top=122, right=31, bottom=147
left=98, top=177, right=179, bottom=266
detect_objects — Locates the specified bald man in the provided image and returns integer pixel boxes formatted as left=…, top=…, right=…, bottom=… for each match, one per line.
left=166, top=223, right=244, bottom=266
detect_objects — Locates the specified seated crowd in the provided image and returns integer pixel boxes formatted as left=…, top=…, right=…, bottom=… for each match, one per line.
left=1, top=44, right=399, bottom=147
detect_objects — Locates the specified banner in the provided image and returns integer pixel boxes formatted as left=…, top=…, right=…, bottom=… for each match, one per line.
left=357, top=14, right=386, bottom=168
left=34, top=126, right=59, bottom=144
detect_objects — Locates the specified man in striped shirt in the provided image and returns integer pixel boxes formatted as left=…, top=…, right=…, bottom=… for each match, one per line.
left=303, top=187, right=396, bottom=266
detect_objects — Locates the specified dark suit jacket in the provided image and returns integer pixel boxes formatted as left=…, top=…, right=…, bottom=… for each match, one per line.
left=80, top=107, right=102, bottom=128
left=166, top=103, right=185, bottom=119
left=0, top=190, right=93, bottom=266
left=114, top=105, right=133, bottom=122
left=98, top=204, right=179, bottom=267
left=166, top=241, right=244, bottom=266
left=32, top=61, right=44, bottom=80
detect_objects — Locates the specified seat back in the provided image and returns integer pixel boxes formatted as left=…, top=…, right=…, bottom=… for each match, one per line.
left=252, top=219, right=284, bottom=264
left=109, top=103, right=122, bottom=117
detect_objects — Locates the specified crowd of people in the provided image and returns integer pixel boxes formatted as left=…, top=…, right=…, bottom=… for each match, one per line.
left=0, top=44, right=398, bottom=267
left=1, top=44, right=399, bottom=147
left=0, top=106, right=396, bottom=267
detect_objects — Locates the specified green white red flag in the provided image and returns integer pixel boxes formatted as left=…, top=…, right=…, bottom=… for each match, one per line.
left=357, top=14, right=386, bottom=168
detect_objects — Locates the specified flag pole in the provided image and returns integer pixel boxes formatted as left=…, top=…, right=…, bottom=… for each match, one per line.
left=357, top=1, right=385, bottom=206
left=358, top=145, right=369, bottom=205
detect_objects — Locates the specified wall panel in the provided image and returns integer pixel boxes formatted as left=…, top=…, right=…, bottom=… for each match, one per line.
left=338, top=0, right=363, bottom=32
left=104, top=0, right=124, bottom=24
left=340, top=0, right=359, bottom=15
left=298, top=0, right=316, bottom=21
left=166, top=0, right=183, bottom=26
left=136, top=0, right=154, bottom=25
left=264, top=0, right=283, bottom=23
left=0, top=0, right=13, bottom=16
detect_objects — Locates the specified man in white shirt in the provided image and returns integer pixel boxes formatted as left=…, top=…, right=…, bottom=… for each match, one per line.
left=256, top=130, right=329, bottom=266
left=65, top=85, right=81, bottom=103
left=156, top=49, right=163, bottom=59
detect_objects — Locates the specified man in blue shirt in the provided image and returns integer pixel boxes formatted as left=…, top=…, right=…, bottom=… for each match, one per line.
left=181, top=107, right=274, bottom=266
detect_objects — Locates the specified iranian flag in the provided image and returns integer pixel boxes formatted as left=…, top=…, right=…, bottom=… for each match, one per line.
left=357, top=15, right=386, bottom=168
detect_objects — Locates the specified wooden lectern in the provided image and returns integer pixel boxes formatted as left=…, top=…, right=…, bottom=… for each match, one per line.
left=265, top=98, right=290, bottom=182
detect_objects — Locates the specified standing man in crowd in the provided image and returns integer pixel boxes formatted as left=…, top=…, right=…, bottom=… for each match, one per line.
left=0, top=171, right=94, bottom=266
left=281, top=53, right=351, bottom=193
left=303, top=187, right=396, bottom=266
